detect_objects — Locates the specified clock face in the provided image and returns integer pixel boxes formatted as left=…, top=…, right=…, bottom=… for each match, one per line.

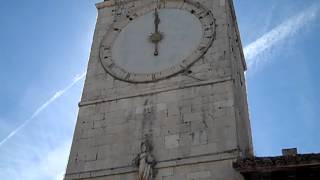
left=100, top=0, right=215, bottom=83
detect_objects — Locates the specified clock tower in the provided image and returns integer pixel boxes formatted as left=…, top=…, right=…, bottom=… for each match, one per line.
left=65, top=0, right=253, bottom=179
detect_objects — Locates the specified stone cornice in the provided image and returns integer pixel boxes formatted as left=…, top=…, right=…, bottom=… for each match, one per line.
left=65, top=148, right=239, bottom=179
left=233, top=153, right=320, bottom=173
left=78, top=77, right=232, bottom=107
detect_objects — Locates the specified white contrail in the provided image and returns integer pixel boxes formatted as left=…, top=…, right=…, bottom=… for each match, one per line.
left=244, top=4, right=319, bottom=69
left=0, top=72, right=86, bottom=147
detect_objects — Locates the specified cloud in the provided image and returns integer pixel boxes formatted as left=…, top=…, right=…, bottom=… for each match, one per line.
left=244, top=4, right=319, bottom=70
left=39, top=141, right=71, bottom=180
left=0, top=72, right=86, bottom=147
left=0, top=140, right=71, bottom=180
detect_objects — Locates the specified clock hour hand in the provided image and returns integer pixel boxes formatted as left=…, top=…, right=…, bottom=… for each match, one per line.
left=154, top=42, right=159, bottom=56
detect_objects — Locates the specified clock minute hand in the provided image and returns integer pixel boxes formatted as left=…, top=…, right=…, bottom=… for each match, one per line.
left=153, top=8, right=160, bottom=56
left=154, top=8, right=160, bottom=33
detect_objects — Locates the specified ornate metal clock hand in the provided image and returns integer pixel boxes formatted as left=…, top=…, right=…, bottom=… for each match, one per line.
left=149, top=8, right=163, bottom=56
left=154, top=8, right=160, bottom=33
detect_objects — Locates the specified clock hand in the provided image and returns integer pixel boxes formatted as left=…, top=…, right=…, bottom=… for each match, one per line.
left=154, top=8, right=160, bottom=56
left=154, top=8, right=160, bottom=33
left=154, top=41, right=159, bottom=56
left=149, top=8, right=163, bottom=56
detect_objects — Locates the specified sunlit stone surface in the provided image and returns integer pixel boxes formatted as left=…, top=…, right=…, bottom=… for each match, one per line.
left=64, top=0, right=252, bottom=179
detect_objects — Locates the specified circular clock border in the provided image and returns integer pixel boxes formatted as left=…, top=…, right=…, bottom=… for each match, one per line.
left=99, top=0, right=216, bottom=83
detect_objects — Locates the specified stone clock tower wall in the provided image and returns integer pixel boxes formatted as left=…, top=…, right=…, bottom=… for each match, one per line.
left=64, top=0, right=253, bottom=179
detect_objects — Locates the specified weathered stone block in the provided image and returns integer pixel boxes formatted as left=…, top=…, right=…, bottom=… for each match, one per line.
left=165, top=134, right=180, bottom=149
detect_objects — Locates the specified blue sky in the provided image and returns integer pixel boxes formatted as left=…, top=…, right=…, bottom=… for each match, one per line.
left=0, top=0, right=319, bottom=179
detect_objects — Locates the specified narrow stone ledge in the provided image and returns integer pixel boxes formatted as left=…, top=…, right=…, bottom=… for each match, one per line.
left=64, top=148, right=239, bottom=179
left=79, top=77, right=233, bottom=107
left=96, top=0, right=114, bottom=9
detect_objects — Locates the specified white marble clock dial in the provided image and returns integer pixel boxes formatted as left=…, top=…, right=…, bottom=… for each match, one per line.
left=100, top=0, right=215, bottom=83
left=112, top=8, right=202, bottom=74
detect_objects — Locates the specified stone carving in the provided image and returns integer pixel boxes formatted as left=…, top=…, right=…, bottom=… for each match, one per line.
left=133, top=140, right=157, bottom=180
left=233, top=153, right=320, bottom=170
